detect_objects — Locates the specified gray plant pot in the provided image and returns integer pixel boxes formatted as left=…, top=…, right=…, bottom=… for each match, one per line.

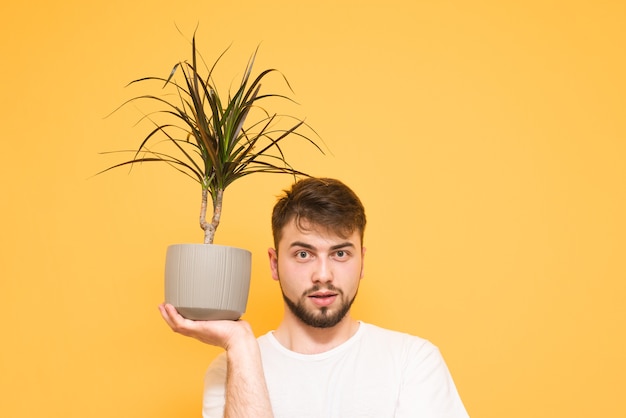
left=164, top=244, right=251, bottom=320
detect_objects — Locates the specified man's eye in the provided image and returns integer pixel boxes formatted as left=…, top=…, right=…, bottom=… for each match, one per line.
left=335, top=250, right=350, bottom=259
left=297, top=251, right=308, bottom=259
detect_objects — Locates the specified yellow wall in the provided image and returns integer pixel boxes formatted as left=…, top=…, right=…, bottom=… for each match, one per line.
left=2, top=1, right=625, bottom=417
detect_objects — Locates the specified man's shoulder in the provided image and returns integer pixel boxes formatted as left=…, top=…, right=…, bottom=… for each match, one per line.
left=359, top=322, right=432, bottom=346
left=349, top=322, right=438, bottom=357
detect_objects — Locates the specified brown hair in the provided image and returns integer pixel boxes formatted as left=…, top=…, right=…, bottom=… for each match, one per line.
left=271, top=177, right=366, bottom=249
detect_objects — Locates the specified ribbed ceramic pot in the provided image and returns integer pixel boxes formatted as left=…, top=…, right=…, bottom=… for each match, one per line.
left=164, top=244, right=251, bottom=320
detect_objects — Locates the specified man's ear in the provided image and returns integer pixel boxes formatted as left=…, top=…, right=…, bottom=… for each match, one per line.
left=268, top=248, right=280, bottom=281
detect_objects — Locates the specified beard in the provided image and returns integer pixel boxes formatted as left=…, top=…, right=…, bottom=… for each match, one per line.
left=280, top=282, right=357, bottom=328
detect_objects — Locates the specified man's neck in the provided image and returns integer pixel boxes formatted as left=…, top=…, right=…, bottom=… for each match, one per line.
left=273, top=314, right=360, bottom=354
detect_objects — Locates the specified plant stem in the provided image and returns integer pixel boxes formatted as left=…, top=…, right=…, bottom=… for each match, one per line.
left=200, top=187, right=223, bottom=244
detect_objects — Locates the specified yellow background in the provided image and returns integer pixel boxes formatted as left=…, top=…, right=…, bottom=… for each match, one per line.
left=2, top=1, right=625, bottom=417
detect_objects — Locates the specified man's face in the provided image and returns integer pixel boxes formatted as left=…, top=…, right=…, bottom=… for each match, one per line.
left=268, top=219, right=365, bottom=328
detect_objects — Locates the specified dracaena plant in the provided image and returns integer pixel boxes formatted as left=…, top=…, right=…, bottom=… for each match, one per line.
left=102, top=34, right=323, bottom=244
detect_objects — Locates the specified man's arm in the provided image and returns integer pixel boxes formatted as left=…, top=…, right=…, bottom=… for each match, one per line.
left=159, top=303, right=273, bottom=417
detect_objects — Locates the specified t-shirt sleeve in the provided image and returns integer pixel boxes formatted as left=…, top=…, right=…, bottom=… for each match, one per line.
left=396, top=340, right=470, bottom=418
left=202, top=353, right=227, bottom=418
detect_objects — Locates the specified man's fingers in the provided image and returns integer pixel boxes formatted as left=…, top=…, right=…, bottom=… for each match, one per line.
left=157, top=303, right=253, bottom=349
left=159, top=303, right=190, bottom=334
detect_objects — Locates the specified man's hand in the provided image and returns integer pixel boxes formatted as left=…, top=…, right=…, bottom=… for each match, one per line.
left=159, top=303, right=274, bottom=416
left=158, top=303, right=255, bottom=350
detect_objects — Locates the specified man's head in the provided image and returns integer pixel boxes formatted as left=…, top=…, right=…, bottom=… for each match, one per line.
left=271, top=177, right=367, bottom=251
left=269, top=177, right=367, bottom=328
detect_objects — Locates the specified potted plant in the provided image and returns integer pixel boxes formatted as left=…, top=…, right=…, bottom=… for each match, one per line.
left=101, top=32, right=323, bottom=320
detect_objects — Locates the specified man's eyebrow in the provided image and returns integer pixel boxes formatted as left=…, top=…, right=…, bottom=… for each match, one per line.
left=289, top=241, right=355, bottom=251
left=330, top=242, right=355, bottom=251
left=289, top=241, right=315, bottom=250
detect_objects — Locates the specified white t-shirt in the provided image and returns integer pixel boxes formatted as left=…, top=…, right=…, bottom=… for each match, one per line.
left=203, top=322, right=469, bottom=417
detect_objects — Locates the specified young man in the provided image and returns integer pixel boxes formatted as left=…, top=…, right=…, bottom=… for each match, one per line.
left=159, top=177, right=469, bottom=417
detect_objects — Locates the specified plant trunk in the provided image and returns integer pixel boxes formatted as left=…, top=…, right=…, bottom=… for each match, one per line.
left=200, top=188, right=224, bottom=244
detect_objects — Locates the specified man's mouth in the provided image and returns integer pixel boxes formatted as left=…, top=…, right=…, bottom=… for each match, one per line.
left=308, top=292, right=338, bottom=307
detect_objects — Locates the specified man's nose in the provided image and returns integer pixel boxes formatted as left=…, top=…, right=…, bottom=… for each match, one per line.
left=313, top=257, right=333, bottom=283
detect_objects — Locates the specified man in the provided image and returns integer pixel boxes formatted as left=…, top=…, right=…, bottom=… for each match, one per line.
left=160, top=177, right=469, bottom=417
